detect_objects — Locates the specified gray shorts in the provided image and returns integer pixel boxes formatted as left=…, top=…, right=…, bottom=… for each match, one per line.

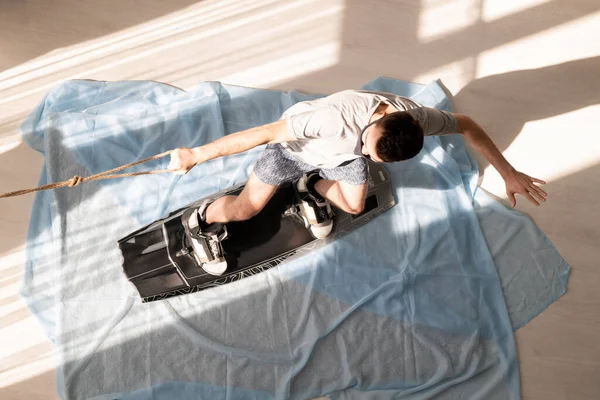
left=253, top=144, right=369, bottom=186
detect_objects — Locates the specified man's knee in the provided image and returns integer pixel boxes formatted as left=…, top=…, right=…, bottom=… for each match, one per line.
left=336, top=180, right=367, bottom=215
left=347, top=202, right=365, bottom=215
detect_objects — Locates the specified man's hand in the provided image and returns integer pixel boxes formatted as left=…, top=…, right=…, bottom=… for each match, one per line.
left=453, top=114, right=548, bottom=207
left=504, top=170, right=547, bottom=207
left=168, top=147, right=202, bottom=175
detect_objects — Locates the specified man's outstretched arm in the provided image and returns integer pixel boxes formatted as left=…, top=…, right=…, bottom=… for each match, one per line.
left=453, top=113, right=547, bottom=207
left=168, top=120, right=293, bottom=174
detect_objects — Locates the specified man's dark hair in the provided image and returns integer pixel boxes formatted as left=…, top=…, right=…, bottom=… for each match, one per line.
left=374, top=112, right=424, bottom=162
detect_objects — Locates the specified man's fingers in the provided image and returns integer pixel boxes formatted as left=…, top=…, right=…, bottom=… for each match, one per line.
left=526, top=175, right=548, bottom=196
left=531, top=182, right=547, bottom=197
left=508, top=192, right=516, bottom=208
left=168, top=151, right=184, bottom=172
left=523, top=191, right=540, bottom=206
left=528, top=176, right=546, bottom=185
left=529, top=183, right=547, bottom=201
left=529, top=188, right=546, bottom=203
left=168, top=163, right=182, bottom=172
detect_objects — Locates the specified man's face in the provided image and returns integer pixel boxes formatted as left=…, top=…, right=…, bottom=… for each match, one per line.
left=360, top=122, right=385, bottom=163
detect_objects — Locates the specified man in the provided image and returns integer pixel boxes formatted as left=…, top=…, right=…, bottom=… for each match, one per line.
left=168, top=90, right=547, bottom=274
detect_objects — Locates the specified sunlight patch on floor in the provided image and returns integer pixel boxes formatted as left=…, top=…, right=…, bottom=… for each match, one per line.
left=481, top=105, right=600, bottom=195
left=481, top=0, right=552, bottom=23
left=476, top=10, right=600, bottom=76
left=418, top=0, right=480, bottom=43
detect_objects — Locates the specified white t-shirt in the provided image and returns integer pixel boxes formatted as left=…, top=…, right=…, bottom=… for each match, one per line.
left=279, top=90, right=457, bottom=168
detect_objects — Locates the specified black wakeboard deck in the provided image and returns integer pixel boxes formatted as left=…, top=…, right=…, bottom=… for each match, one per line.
left=118, top=162, right=395, bottom=302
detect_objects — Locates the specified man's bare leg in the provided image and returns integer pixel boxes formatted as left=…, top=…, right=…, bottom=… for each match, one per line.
left=204, top=173, right=278, bottom=224
left=313, top=179, right=368, bottom=215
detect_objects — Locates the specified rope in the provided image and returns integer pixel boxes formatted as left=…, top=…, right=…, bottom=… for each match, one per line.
left=0, top=150, right=174, bottom=199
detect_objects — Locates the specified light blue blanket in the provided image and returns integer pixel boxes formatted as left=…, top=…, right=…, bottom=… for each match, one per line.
left=20, top=78, right=569, bottom=399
